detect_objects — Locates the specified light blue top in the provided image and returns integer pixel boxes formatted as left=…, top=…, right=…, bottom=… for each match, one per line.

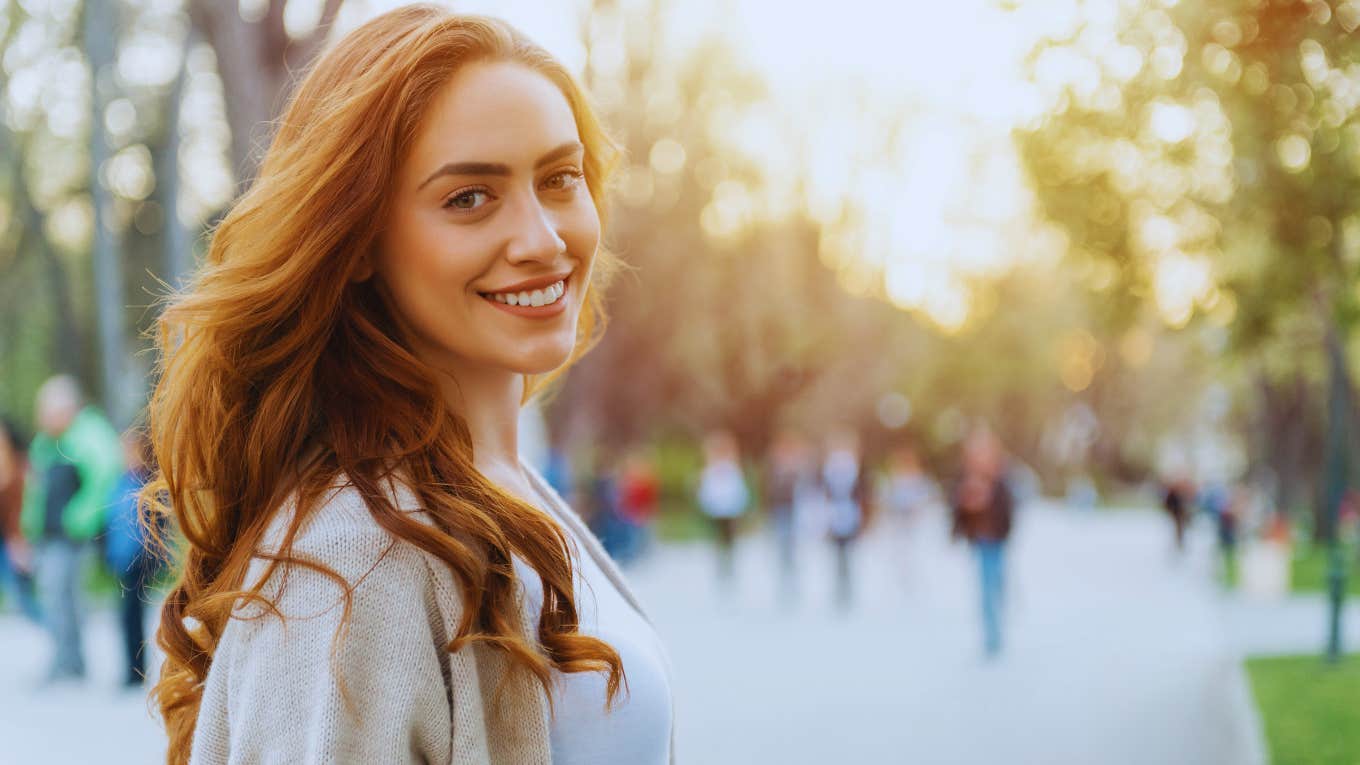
left=518, top=469, right=674, bottom=765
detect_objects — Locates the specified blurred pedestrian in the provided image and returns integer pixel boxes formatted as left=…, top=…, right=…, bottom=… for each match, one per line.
left=584, top=449, right=626, bottom=559
left=618, top=451, right=660, bottom=561
left=878, top=443, right=939, bottom=587
left=821, top=429, right=868, bottom=610
left=1162, top=477, right=1192, bottom=553
left=764, top=430, right=808, bottom=604
left=697, top=430, right=748, bottom=583
left=543, top=444, right=574, bottom=500
left=0, top=418, right=41, bottom=622
left=1214, top=486, right=1245, bottom=587
left=20, top=375, right=123, bottom=683
left=879, top=443, right=938, bottom=526
left=951, top=424, right=1013, bottom=658
left=1065, top=474, right=1099, bottom=511
left=104, top=429, right=163, bottom=687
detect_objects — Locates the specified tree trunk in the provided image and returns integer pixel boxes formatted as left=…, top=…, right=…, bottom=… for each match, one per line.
left=84, top=0, right=132, bottom=426
left=1322, top=321, right=1353, bottom=536
left=27, top=210, right=86, bottom=379
left=157, top=29, right=195, bottom=286
left=188, top=0, right=345, bottom=188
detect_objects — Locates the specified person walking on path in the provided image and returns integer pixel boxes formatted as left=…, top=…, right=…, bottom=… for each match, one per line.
left=880, top=444, right=937, bottom=522
left=951, top=424, right=1014, bottom=658
left=20, top=375, right=123, bottom=683
left=763, top=430, right=808, bottom=604
left=0, top=418, right=41, bottom=623
left=1162, top=476, right=1193, bottom=554
left=821, top=429, right=869, bottom=611
left=142, top=9, right=674, bottom=763
left=617, top=451, right=661, bottom=563
left=697, top=430, right=749, bottom=584
left=103, top=429, right=163, bottom=687
left=878, top=443, right=939, bottom=587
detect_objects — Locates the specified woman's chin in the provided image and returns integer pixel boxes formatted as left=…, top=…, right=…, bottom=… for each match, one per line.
left=508, top=342, right=576, bottom=376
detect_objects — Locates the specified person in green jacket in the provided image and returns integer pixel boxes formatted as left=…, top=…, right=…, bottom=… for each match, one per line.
left=20, top=375, right=123, bottom=682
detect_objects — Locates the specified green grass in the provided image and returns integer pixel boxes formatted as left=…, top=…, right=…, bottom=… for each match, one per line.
left=1291, top=544, right=1360, bottom=596
left=1247, top=655, right=1360, bottom=765
left=653, top=498, right=767, bottom=543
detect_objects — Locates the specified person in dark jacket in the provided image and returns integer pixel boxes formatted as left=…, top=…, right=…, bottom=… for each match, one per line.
left=1163, top=477, right=1193, bottom=553
left=763, top=430, right=808, bottom=605
left=104, top=429, right=163, bottom=686
left=951, top=424, right=1014, bottom=658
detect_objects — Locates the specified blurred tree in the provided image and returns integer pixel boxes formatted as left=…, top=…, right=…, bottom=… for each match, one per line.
left=551, top=1, right=900, bottom=459
left=1210, top=0, right=1360, bottom=542
left=186, top=0, right=343, bottom=186
left=1015, top=0, right=1359, bottom=518
left=0, top=1, right=212, bottom=421
left=0, top=2, right=95, bottom=424
left=1015, top=0, right=1360, bottom=658
left=85, top=0, right=133, bottom=426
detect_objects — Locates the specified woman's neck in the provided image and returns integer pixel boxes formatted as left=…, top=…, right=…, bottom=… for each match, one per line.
left=434, top=364, right=532, bottom=497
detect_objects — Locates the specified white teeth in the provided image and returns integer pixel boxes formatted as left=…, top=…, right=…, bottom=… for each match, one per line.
left=487, top=279, right=567, bottom=307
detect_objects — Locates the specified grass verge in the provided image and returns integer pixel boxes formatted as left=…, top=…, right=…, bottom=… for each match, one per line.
left=1247, top=654, right=1360, bottom=765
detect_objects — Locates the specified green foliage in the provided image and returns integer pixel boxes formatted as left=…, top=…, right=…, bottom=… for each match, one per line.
left=1016, top=0, right=1360, bottom=512
left=0, top=253, right=52, bottom=427
left=650, top=437, right=704, bottom=513
left=1247, top=654, right=1360, bottom=765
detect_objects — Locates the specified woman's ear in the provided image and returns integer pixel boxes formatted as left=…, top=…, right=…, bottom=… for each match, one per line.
left=351, top=253, right=375, bottom=282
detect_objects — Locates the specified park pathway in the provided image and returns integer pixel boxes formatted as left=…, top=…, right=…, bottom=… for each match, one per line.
left=626, top=503, right=1267, bottom=765
left=3, top=501, right=1346, bottom=764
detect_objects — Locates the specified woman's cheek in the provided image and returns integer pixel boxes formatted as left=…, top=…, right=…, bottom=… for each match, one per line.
left=568, top=207, right=601, bottom=261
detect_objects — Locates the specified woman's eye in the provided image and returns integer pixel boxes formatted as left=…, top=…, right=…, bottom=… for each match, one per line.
left=543, top=170, right=583, bottom=191
left=445, top=188, right=492, bottom=210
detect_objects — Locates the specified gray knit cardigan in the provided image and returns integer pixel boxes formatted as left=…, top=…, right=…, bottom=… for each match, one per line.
left=187, top=467, right=677, bottom=764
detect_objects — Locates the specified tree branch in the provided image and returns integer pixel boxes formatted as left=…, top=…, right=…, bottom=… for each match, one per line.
left=286, top=0, right=345, bottom=71
left=263, top=0, right=290, bottom=69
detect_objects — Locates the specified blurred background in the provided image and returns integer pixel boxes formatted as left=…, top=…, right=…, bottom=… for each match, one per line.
left=0, top=0, right=1358, bottom=762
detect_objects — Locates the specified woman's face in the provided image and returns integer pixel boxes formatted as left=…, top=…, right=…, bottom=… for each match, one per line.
left=375, top=61, right=599, bottom=380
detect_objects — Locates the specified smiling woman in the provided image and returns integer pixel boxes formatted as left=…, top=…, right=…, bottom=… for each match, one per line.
left=143, top=6, right=674, bottom=765
left=369, top=63, right=600, bottom=382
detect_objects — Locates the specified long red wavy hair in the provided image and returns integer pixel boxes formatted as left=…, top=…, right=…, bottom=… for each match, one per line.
left=144, top=7, right=623, bottom=762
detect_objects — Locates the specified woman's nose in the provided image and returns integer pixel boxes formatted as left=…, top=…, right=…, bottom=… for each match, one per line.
left=504, top=196, right=566, bottom=263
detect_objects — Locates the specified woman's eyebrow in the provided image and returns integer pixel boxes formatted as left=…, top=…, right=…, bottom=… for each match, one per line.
left=418, top=141, right=584, bottom=189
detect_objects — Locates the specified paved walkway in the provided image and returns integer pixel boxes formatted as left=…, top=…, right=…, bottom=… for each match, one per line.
left=0, top=609, right=167, bottom=763
left=0, top=502, right=1349, bottom=763
left=626, top=504, right=1269, bottom=765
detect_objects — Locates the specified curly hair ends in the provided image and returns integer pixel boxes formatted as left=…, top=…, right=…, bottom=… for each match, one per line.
left=143, top=7, right=624, bottom=763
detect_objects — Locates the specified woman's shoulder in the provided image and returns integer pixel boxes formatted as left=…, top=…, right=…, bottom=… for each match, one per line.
left=244, top=473, right=442, bottom=612
left=262, top=472, right=425, bottom=547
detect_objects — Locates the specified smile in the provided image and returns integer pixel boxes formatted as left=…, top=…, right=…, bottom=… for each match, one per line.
left=480, top=279, right=566, bottom=307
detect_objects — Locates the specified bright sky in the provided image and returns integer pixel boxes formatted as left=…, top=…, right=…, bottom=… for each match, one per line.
left=724, top=0, right=1069, bottom=330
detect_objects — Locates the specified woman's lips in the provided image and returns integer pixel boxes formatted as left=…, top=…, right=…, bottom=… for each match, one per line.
left=480, top=276, right=569, bottom=318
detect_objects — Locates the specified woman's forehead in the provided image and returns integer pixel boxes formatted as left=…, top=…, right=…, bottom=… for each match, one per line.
left=408, top=61, right=580, bottom=173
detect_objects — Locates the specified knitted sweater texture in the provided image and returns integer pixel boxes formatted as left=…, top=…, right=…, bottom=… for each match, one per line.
left=188, top=471, right=673, bottom=764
